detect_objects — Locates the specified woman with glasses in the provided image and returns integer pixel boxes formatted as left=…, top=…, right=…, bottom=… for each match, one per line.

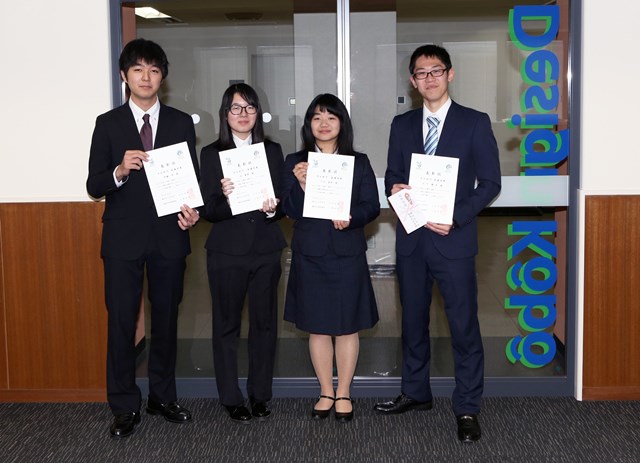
left=200, top=83, right=286, bottom=423
left=280, top=94, right=380, bottom=423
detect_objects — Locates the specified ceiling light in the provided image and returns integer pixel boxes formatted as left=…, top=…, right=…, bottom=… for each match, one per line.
left=135, top=7, right=171, bottom=20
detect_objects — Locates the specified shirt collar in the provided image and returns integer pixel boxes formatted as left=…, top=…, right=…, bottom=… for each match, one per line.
left=233, top=133, right=253, bottom=147
left=423, top=97, right=452, bottom=122
left=128, top=98, right=160, bottom=122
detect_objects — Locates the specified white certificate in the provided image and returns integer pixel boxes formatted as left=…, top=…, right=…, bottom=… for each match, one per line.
left=406, top=153, right=459, bottom=225
left=303, top=151, right=354, bottom=221
left=388, top=188, right=430, bottom=234
left=218, top=142, right=276, bottom=216
left=143, top=141, right=204, bottom=217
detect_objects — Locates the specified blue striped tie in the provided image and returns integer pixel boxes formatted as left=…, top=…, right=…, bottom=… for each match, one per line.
left=424, top=116, right=440, bottom=155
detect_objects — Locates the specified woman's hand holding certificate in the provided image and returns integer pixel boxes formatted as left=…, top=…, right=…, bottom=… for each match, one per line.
left=218, top=142, right=276, bottom=215
left=302, top=151, right=354, bottom=221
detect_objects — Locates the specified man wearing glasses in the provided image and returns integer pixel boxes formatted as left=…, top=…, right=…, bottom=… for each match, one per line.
left=376, top=44, right=501, bottom=443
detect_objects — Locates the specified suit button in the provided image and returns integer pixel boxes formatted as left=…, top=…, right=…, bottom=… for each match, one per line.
left=249, top=218, right=255, bottom=223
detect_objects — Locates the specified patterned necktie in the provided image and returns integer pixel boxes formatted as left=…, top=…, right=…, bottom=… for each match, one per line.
left=140, top=113, right=153, bottom=151
left=424, top=116, right=440, bottom=155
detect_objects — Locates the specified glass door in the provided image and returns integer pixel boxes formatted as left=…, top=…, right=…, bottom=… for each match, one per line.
left=119, top=0, right=574, bottom=396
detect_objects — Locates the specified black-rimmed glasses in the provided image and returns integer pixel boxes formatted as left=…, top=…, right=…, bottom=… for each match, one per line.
left=228, top=104, right=258, bottom=115
left=412, top=68, right=449, bottom=80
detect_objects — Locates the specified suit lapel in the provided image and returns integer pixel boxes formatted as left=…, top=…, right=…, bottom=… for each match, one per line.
left=437, top=101, right=459, bottom=154
left=115, top=103, right=145, bottom=150
left=409, top=109, right=425, bottom=155
left=155, top=103, right=174, bottom=149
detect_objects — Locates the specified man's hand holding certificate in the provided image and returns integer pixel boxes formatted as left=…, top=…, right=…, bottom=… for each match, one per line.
left=303, top=151, right=354, bottom=221
left=143, top=141, right=204, bottom=217
left=390, top=153, right=459, bottom=233
left=218, top=142, right=276, bottom=216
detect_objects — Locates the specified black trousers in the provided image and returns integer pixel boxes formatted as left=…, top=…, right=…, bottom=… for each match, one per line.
left=103, top=251, right=185, bottom=415
left=207, top=250, right=282, bottom=406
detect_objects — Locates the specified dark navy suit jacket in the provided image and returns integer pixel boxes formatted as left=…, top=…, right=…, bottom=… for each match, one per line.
left=86, top=102, right=198, bottom=260
left=281, top=150, right=380, bottom=257
left=384, top=100, right=501, bottom=259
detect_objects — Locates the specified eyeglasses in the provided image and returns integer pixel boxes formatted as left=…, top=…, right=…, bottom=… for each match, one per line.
left=228, top=104, right=257, bottom=115
left=412, top=68, right=449, bottom=80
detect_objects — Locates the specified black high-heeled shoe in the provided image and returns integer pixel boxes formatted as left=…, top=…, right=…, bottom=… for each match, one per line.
left=311, top=395, right=335, bottom=420
left=334, top=397, right=353, bottom=423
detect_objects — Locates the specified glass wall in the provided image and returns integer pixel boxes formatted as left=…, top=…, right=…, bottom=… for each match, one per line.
left=124, top=0, right=573, bottom=394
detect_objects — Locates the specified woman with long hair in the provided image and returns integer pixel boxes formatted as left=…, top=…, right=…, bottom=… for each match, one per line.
left=200, top=83, right=286, bottom=423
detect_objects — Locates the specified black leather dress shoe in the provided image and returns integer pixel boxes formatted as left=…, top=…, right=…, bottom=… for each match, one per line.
left=225, top=405, right=252, bottom=424
left=146, top=398, right=192, bottom=423
left=457, top=414, right=481, bottom=443
left=373, top=394, right=433, bottom=414
left=110, top=411, right=140, bottom=438
left=250, top=399, right=271, bottom=420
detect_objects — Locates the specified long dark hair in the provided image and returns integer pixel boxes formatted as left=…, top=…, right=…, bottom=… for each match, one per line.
left=217, top=83, right=264, bottom=150
left=301, top=94, right=355, bottom=156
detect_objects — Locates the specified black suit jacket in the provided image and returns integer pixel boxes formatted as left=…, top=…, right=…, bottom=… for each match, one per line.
left=199, top=139, right=287, bottom=255
left=384, top=101, right=501, bottom=259
left=86, top=102, right=198, bottom=260
left=280, top=150, right=380, bottom=257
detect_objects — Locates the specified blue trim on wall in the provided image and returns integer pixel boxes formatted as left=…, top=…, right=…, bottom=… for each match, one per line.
left=109, top=0, right=123, bottom=107
left=565, top=0, right=582, bottom=399
left=119, top=0, right=582, bottom=399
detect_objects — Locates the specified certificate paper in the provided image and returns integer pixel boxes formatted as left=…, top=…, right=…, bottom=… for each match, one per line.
left=303, top=151, right=354, bottom=221
left=406, top=153, right=459, bottom=225
left=218, top=142, right=276, bottom=216
left=388, top=189, right=429, bottom=234
left=143, top=141, right=204, bottom=217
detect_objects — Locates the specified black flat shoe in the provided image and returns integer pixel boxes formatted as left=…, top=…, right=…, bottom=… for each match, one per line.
left=250, top=398, right=271, bottom=420
left=311, top=395, right=335, bottom=420
left=110, top=411, right=140, bottom=438
left=457, top=414, right=481, bottom=443
left=146, top=398, right=192, bottom=423
left=334, top=397, right=353, bottom=423
left=225, top=405, right=252, bottom=424
left=373, top=394, right=433, bottom=414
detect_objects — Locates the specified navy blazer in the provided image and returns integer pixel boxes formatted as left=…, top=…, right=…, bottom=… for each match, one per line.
left=384, top=101, right=501, bottom=259
left=199, top=139, right=287, bottom=255
left=86, top=102, right=198, bottom=260
left=281, top=150, right=380, bottom=257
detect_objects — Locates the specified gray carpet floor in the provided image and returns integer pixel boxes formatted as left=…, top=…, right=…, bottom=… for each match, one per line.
left=0, top=397, right=638, bottom=462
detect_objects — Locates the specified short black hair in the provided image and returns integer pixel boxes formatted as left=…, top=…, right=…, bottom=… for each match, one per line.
left=301, top=94, right=355, bottom=156
left=119, top=38, right=169, bottom=79
left=409, top=44, right=452, bottom=75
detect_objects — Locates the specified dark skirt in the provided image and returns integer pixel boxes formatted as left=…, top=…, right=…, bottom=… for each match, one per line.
left=284, top=252, right=379, bottom=335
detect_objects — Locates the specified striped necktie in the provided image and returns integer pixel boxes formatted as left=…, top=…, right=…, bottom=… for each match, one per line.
left=424, top=116, right=440, bottom=155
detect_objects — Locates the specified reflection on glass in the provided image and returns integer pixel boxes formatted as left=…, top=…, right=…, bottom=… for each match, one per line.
left=132, top=0, right=568, bottom=383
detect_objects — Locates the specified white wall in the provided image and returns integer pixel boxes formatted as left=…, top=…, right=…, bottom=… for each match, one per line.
left=581, top=1, right=640, bottom=193
left=0, top=0, right=112, bottom=202
left=5, top=1, right=634, bottom=201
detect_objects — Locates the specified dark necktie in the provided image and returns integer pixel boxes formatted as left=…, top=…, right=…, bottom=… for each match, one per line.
left=140, top=113, right=153, bottom=151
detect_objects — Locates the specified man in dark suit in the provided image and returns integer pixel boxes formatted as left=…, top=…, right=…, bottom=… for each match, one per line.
left=87, top=38, right=199, bottom=438
left=374, top=44, right=501, bottom=443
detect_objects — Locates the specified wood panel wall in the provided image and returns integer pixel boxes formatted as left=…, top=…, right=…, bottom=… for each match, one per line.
left=0, top=202, right=107, bottom=402
left=583, top=195, right=640, bottom=399
left=1, top=197, right=638, bottom=401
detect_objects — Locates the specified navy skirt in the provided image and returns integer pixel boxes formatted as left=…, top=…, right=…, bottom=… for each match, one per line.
left=284, top=252, right=379, bottom=335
